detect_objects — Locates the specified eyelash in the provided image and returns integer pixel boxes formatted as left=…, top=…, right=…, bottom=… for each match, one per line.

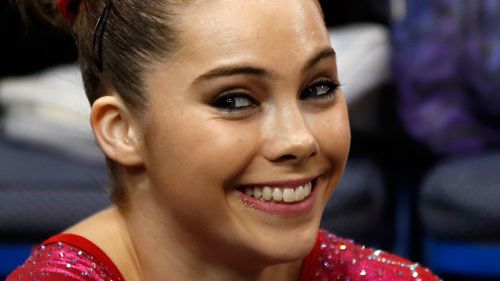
left=211, top=92, right=258, bottom=112
left=300, top=80, right=341, bottom=101
left=210, top=79, right=341, bottom=112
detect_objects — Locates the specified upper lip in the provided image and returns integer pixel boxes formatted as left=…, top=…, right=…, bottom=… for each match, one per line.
left=237, top=176, right=317, bottom=189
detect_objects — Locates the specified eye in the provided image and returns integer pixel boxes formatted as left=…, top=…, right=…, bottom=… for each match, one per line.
left=211, top=92, right=258, bottom=112
left=300, top=80, right=341, bottom=101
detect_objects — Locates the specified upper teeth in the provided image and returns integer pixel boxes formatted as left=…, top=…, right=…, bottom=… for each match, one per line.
left=244, top=182, right=312, bottom=203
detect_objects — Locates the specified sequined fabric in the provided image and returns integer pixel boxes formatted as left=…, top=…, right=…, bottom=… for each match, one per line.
left=300, top=230, right=441, bottom=281
left=7, top=234, right=123, bottom=281
left=8, top=230, right=440, bottom=281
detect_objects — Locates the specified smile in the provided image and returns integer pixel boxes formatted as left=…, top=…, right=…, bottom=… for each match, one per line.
left=236, top=177, right=319, bottom=216
left=243, top=182, right=312, bottom=203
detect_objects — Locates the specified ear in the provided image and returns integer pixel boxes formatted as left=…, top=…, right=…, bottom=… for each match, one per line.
left=90, top=95, right=143, bottom=166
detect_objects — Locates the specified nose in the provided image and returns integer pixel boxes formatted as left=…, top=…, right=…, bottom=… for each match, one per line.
left=261, top=104, right=319, bottom=164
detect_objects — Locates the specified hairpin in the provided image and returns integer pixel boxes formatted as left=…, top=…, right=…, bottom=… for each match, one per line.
left=92, top=0, right=114, bottom=72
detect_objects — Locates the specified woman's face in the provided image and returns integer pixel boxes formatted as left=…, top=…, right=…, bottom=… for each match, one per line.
left=138, top=0, right=350, bottom=268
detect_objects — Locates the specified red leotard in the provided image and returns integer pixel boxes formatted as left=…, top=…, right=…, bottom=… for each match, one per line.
left=7, top=230, right=441, bottom=281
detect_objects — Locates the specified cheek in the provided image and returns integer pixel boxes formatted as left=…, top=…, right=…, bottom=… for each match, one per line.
left=311, top=105, right=351, bottom=162
left=144, top=107, right=260, bottom=192
left=308, top=105, right=350, bottom=209
left=142, top=108, right=262, bottom=230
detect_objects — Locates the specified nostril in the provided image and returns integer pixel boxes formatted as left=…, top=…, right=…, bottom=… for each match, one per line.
left=274, top=149, right=317, bottom=163
left=276, top=154, right=297, bottom=162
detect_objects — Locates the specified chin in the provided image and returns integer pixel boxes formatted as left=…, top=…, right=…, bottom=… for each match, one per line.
left=224, top=179, right=329, bottom=268
left=238, top=216, right=322, bottom=267
left=270, top=231, right=318, bottom=262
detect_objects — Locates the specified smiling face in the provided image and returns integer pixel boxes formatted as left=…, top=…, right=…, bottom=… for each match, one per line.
left=132, top=0, right=350, bottom=270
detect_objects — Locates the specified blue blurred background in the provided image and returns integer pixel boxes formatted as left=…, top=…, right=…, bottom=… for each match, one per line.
left=1, top=0, right=499, bottom=280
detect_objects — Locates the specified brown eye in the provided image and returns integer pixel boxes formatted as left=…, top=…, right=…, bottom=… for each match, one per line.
left=300, top=80, right=340, bottom=101
left=212, top=92, right=258, bottom=111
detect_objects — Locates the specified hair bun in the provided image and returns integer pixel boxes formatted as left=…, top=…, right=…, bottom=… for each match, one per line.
left=12, top=0, right=78, bottom=30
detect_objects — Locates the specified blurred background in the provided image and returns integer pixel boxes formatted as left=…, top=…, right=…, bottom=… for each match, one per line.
left=1, top=0, right=500, bottom=280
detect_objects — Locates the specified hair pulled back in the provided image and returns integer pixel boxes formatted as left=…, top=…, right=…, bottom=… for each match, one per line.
left=13, top=0, right=184, bottom=203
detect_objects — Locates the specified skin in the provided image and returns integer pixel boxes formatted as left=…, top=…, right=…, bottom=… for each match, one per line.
left=67, top=1, right=351, bottom=281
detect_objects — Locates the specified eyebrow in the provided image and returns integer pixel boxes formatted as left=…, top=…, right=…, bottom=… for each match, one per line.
left=193, top=66, right=272, bottom=84
left=192, top=47, right=336, bottom=84
left=303, top=47, right=336, bottom=72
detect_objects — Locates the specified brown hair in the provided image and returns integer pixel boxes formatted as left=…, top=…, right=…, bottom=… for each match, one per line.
left=13, top=0, right=326, bottom=205
left=13, top=0, right=183, bottom=203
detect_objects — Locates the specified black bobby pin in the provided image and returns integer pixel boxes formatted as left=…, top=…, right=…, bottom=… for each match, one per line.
left=92, top=0, right=114, bottom=72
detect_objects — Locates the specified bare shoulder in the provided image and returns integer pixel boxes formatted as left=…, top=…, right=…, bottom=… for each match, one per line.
left=64, top=206, right=124, bottom=241
left=6, top=208, right=127, bottom=281
left=64, top=206, right=131, bottom=257
left=64, top=207, right=139, bottom=280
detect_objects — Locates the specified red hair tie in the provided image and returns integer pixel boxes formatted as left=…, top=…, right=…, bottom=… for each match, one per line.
left=56, top=0, right=82, bottom=23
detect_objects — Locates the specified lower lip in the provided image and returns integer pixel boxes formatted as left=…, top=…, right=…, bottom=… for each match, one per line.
left=237, top=184, right=318, bottom=217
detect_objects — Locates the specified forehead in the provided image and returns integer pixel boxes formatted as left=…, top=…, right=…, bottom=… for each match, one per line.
left=171, top=0, right=330, bottom=71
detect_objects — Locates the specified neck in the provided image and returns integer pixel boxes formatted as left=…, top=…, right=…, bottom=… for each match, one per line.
left=120, top=194, right=303, bottom=281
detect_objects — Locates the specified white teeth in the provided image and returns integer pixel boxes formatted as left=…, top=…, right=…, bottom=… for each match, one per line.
left=262, top=186, right=273, bottom=201
left=272, top=188, right=283, bottom=201
left=283, top=188, right=295, bottom=202
left=243, top=181, right=313, bottom=203
left=253, top=187, right=262, bottom=199
left=295, top=186, right=305, bottom=201
left=245, top=188, right=253, bottom=196
left=304, top=182, right=312, bottom=196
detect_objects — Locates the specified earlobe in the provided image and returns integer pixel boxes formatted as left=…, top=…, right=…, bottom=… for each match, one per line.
left=90, top=96, right=143, bottom=166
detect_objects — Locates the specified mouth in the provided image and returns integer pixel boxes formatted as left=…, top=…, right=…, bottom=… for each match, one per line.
left=236, top=177, right=319, bottom=216
left=241, top=181, right=313, bottom=203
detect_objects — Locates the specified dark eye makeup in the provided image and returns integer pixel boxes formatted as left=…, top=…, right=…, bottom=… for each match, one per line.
left=211, top=92, right=258, bottom=112
left=300, top=80, right=341, bottom=101
left=210, top=79, right=341, bottom=113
